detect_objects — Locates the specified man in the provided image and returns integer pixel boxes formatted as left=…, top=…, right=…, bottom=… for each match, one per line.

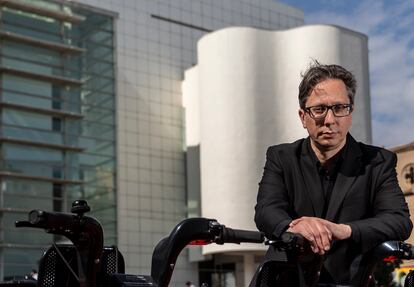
left=254, top=62, right=412, bottom=285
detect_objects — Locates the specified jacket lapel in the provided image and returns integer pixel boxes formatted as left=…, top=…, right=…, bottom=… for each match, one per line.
left=325, top=135, right=363, bottom=221
left=299, top=138, right=326, bottom=217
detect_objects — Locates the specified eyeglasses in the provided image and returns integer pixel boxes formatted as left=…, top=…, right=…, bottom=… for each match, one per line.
left=304, top=104, right=353, bottom=119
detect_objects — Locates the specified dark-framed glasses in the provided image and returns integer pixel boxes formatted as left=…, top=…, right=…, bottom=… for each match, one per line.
left=304, top=104, right=353, bottom=119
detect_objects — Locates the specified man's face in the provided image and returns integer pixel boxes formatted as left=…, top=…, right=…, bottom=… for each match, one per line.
left=299, top=78, right=353, bottom=152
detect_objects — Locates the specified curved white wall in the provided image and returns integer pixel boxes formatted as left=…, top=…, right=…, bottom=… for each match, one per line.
left=183, top=25, right=371, bottom=255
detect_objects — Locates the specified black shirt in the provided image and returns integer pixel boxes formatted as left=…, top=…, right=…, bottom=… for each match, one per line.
left=306, top=140, right=347, bottom=285
left=307, top=140, right=345, bottom=218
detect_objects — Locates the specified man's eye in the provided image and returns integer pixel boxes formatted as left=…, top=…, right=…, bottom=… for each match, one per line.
left=333, top=105, right=346, bottom=112
left=312, top=106, right=326, bottom=113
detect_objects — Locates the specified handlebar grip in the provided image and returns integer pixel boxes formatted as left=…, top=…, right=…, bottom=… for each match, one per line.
left=221, top=228, right=264, bottom=244
left=19, top=210, right=78, bottom=231
left=15, top=220, right=34, bottom=228
left=265, top=232, right=308, bottom=251
left=281, top=232, right=306, bottom=247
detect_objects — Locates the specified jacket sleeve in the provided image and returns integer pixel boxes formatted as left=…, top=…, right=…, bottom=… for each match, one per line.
left=347, top=151, right=413, bottom=252
left=254, top=146, right=293, bottom=239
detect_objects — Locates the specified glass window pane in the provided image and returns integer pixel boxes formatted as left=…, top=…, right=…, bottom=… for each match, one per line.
left=3, top=109, right=52, bottom=130
left=3, top=41, right=61, bottom=66
left=2, top=75, right=52, bottom=97
left=3, top=143, right=62, bottom=161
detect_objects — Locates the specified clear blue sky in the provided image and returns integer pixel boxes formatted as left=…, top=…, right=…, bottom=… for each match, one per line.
left=279, top=0, right=414, bottom=148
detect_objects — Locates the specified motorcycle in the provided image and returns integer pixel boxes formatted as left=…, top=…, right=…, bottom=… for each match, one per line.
left=1, top=200, right=413, bottom=287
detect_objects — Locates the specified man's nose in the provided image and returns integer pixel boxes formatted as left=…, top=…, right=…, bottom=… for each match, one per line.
left=324, top=109, right=336, bottom=124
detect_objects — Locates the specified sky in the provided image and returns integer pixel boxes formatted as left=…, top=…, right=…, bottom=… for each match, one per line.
left=279, top=0, right=414, bottom=148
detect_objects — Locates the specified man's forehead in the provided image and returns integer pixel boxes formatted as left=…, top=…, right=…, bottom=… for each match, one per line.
left=311, top=79, right=346, bottom=96
left=312, top=84, right=328, bottom=95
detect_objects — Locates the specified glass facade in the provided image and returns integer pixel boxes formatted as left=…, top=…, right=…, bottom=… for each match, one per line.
left=0, top=0, right=116, bottom=278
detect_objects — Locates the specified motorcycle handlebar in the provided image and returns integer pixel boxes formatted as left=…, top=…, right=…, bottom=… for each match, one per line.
left=151, top=218, right=265, bottom=287
left=265, top=232, right=308, bottom=252
left=217, top=227, right=264, bottom=244
left=280, top=232, right=306, bottom=246
left=14, top=200, right=103, bottom=287
left=15, top=210, right=79, bottom=232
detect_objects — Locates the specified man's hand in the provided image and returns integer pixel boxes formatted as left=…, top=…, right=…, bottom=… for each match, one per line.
left=287, top=217, right=352, bottom=255
left=324, top=221, right=352, bottom=240
left=287, top=217, right=332, bottom=255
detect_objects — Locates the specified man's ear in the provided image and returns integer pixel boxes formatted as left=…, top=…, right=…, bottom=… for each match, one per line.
left=299, top=109, right=306, bottom=128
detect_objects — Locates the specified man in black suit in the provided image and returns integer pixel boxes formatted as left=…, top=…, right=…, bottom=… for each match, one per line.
left=254, top=62, right=412, bottom=285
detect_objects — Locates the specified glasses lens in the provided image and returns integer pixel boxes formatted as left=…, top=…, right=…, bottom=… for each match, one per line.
left=333, top=104, right=350, bottom=116
left=310, top=106, right=327, bottom=117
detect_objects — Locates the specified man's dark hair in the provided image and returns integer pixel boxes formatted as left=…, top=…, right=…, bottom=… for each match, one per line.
left=298, top=61, right=357, bottom=109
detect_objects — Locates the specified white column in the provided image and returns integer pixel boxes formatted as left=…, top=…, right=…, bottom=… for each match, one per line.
left=243, top=253, right=256, bottom=287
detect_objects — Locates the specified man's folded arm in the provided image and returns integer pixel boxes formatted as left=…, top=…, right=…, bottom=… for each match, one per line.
left=347, top=152, right=412, bottom=252
left=254, top=147, right=293, bottom=238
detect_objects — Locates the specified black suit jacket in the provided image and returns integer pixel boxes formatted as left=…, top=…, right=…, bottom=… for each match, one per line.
left=254, top=134, right=412, bottom=284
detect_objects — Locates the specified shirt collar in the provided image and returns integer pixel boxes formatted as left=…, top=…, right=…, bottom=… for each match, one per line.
left=306, top=138, right=347, bottom=176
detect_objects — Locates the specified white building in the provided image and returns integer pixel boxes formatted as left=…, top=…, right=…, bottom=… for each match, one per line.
left=183, top=25, right=371, bottom=286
